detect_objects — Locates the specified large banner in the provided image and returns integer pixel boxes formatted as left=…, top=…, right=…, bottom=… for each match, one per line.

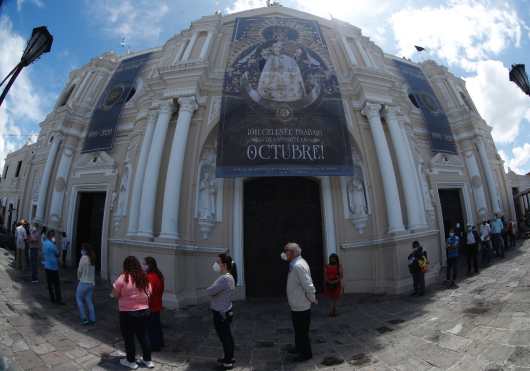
left=82, top=53, right=152, bottom=153
left=394, top=60, right=457, bottom=154
left=216, top=17, right=353, bottom=177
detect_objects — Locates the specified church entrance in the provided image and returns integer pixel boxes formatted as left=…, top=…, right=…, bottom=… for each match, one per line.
left=73, top=192, right=106, bottom=272
left=438, top=188, right=465, bottom=237
left=243, top=177, right=324, bottom=298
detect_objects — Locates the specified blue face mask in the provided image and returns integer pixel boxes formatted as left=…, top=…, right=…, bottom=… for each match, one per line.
left=81, top=249, right=87, bottom=256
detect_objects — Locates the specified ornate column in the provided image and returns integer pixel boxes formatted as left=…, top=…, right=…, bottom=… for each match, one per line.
left=383, top=106, right=427, bottom=230
left=361, top=103, right=405, bottom=233
left=127, top=111, right=157, bottom=236
left=137, top=100, right=174, bottom=238
left=464, top=150, right=489, bottom=219
left=320, top=176, right=337, bottom=257
left=49, top=141, right=76, bottom=226
left=35, top=134, right=62, bottom=223
left=477, top=140, right=501, bottom=214
left=159, top=96, right=198, bottom=240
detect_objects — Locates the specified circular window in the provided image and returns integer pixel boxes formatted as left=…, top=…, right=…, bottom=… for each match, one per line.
left=408, top=94, right=419, bottom=108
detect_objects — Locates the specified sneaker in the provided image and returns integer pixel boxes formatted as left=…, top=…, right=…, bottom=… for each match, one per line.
left=139, top=359, right=154, bottom=369
left=119, top=358, right=138, bottom=369
left=31, top=280, right=39, bottom=283
left=222, top=362, right=234, bottom=370
left=81, top=319, right=89, bottom=326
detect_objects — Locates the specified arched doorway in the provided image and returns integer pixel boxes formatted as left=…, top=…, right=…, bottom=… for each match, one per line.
left=243, top=177, right=324, bottom=298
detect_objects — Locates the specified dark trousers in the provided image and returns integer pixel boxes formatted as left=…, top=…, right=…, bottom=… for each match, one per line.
left=291, top=309, right=312, bottom=359
left=120, top=310, right=151, bottom=363
left=45, top=269, right=62, bottom=303
left=212, top=310, right=234, bottom=362
left=493, top=234, right=505, bottom=257
left=61, top=250, right=67, bottom=267
left=25, top=243, right=30, bottom=266
left=412, top=271, right=425, bottom=294
left=466, top=244, right=479, bottom=274
left=446, top=257, right=458, bottom=282
left=481, top=240, right=492, bottom=266
left=148, top=311, right=164, bottom=351
left=508, top=233, right=516, bottom=249
left=30, top=248, right=39, bottom=281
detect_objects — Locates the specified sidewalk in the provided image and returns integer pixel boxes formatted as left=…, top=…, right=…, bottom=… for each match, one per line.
left=1, top=241, right=530, bottom=370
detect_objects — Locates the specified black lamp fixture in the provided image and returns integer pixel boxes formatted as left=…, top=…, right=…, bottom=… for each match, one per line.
left=0, top=26, right=53, bottom=107
left=509, top=64, right=530, bottom=97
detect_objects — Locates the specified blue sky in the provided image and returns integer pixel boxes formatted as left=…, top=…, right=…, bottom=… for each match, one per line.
left=0, top=0, right=529, bottom=173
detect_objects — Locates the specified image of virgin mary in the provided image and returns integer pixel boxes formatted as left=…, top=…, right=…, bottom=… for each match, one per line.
left=257, top=41, right=305, bottom=102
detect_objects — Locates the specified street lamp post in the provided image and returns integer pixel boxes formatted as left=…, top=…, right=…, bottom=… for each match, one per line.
left=0, top=26, right=53, bottom=108
left=509, top=64, right=530, bottom=97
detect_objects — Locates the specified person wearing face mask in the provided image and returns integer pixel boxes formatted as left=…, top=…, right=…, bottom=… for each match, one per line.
left=76, top=243, right=96, bottom=325
left=465, top=225, right=480, bottom=276
left=282, top=242, right=316, bottom=362
left=42, top=230, right=64, bottom=304
left=206, top=253, right=237, bottom=370
left=446, top=228, right=459, bottom=289
left=143, top=257, right=165, bottom=352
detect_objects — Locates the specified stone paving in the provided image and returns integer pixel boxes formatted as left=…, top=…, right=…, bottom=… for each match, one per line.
left=2, top=241, right=530, bottom=370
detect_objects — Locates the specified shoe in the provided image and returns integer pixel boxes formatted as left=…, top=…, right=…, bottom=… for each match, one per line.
left=119, top=358, right=138, bottom=369
left=222, top=361, right=234, bottom=370
left=88, top=321, right=96, bottom=326
left=81, top=319, right=89, bottom=326
left=291, top=354, right=312, bottom=362
left=139, top=358, right=154, bottom=368
left=31, top=280, right=39, bottom=283
left=217, top=358, right=235, bottom=364
left=286, top=346, right=299, bottom=355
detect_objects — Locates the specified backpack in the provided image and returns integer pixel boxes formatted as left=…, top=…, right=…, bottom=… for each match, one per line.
left=418, top=255, right=429, bottom=273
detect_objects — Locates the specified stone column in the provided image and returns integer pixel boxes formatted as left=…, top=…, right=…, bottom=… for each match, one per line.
left=35, top=134, right=61, bottom=223
left=361, top=103, right=405, bottom=233
left=477, top=140, right=501, bottom=214
left=159, top=96, right=198, bottom=240
left=137, top=100, right=174, bottom=238
left=199, top=32, right=213, bottom=60
left=383, top=106, right=427, bottom=230
left=320, top=176, right=337, bottom=257
left=49, top=142, right=76, bottom=226
left=464, top=150, right=489, bottom=219
left=127, top=111, right=157, bottom=236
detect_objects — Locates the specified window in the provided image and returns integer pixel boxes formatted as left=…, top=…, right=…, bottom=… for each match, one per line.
left=178, top=40, right=190, bottom=61
left=15, top=161, right=22, bottom=178
left=408, top=93, right=420, bottom=108
left=58, top=84, right=76, bottom=107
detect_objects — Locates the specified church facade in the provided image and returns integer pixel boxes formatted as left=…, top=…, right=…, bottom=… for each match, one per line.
left=0, top=6, right=517, bottom=308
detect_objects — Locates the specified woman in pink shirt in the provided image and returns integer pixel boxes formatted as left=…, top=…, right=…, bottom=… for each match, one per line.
left=112, top=256, right=154, bottom=370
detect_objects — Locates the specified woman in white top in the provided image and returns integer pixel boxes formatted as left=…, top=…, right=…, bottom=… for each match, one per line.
left=76, top=243, right=96, bottom=325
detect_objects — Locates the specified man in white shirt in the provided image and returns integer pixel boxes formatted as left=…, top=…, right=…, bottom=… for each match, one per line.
left=282, top=242, right=316, bottom=362
left=15, top=220, right=27, bottom=270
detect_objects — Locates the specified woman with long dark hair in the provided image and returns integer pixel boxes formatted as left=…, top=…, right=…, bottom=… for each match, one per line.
left=206, top=253, right=237, bottom=370
left=112, top=256, right=153, bottom=369
left=76, top=243, right=96, bottom=325
left=324, top=253, right=343, bottom=317
left=143, top=256, right=165, bottom=352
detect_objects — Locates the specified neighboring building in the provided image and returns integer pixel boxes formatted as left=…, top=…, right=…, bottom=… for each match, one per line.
left=0, top=5, right=517, bottom=307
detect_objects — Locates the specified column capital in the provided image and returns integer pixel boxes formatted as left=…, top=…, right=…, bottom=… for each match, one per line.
left=158, top=99, right=175, bottom=115
left=382, top=105, right=401, bottom=118
left=360, top=102, right=382, bottom=119
left=178, top=96, right=198, bottom=113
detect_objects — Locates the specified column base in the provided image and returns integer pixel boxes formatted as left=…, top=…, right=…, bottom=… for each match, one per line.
left=388, top=227, right=407, bottom=235
left=156, top=232, right=180, bottom=243
left=408, top=223, right=429, bottom=233
left=134, top=231, right=154, bottom=241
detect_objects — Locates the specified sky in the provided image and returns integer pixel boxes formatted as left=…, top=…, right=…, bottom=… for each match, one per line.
left=0, top=0, right=529, bottom=173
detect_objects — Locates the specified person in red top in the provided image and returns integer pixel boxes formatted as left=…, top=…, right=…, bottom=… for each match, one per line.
left=144, top=257, right=165, bottom=352
left=324, top=253, right=343, bottom=317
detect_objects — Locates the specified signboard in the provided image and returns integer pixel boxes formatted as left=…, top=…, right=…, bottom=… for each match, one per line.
left=216, top=17, right=353, bottom=177
left=82, top=53, right=152, bottom=153
left=394, top=60, right=457, bottom=154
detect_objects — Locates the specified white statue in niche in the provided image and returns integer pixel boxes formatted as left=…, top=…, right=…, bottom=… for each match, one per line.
left=257, top=41, right=305, bottom=102
left=347, top=175, right=368, bottom=217
left=116, top=166, right=129, bottom=216
left=344, top=148, right=369, bottom=234
left=198, top=167, right=217, bottom=220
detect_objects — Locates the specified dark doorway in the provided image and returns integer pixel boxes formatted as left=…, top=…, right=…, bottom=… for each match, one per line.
left=74, top=192, right=105, bottom=272
left=244, top=177, right=324, bottom=298
left=438, top=188, right=465, bottom=237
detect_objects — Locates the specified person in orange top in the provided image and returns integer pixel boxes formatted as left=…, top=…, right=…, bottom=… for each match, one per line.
left=324, top=253, right=343, bottom=317
left=144, top=257, right=165, bottom=352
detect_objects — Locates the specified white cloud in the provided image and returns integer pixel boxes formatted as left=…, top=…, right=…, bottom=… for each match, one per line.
left=465, top=60, right=530, bottom=143
left=0, top=16, right=44, bottom=169
left=16, top=0, right=44, bottom=11
left=226, top=0, right=265, bottom=13
left=86, top=0, right=170, bottom=47
left=390, top=0, right=523, bottom=71
left=502, top=144, right=530, bottom=174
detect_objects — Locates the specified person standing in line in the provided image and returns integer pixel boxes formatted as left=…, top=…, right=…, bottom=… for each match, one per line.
left=112, top=256, right=154, bottom=370
left=480, top=221, right=492, bottom=266
left=60, top=232, right=70, bottom=268
left=501, top=216, right=508, bottom=250
left=15, top=220, right=27, bottom=270
left=408, top=241, right=428, bottom=296
left=324, top=253, right=343, bottom=316
left=40, top=226, right=47, bottom=245
left=76, top=243, right=96, bottom=325
left=144, top=257, right=165, bottom=352
left=42, top=230, right=64, bottom=304
left=455, top=222, right=464, bottom=241
left=465, top=225, right=480, bottom=275
left=207, top=253, right=237, bottom=370
left=507, top=220, right=516, bottom=249
left=491, top=215, right=505, bottom=258
left=446, top=229, right=459, bottom=289
left=28, top=224, right=41, bottom=283
left=282, top=242, right=316, bottom=362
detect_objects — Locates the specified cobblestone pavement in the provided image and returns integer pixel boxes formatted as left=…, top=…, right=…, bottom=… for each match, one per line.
left=1, top=241, right=530, bottom=371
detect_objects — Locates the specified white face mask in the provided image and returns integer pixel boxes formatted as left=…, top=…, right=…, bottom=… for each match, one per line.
left=280, top=252, right=288, bottom=261
left=212, top=262, right=221, bottom=273
left=449, top=232, right=455, bottom=237
left=142, top=264, right=148, bottom=272
left=81, top=249, right=87, bottom=256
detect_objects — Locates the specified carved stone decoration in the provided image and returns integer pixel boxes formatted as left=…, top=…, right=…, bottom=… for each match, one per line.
left=342, top=145, right=369, bottom=233
left=195, top=148, right=223, bottom=239
left=207, top=96, right=221, bottom=127
left=32, top=171, right=41, bottom=202
left=116, top=165, right=130, bottom=217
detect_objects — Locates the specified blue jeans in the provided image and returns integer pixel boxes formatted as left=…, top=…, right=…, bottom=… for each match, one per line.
left=76, top=282, right=95, bottom=322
